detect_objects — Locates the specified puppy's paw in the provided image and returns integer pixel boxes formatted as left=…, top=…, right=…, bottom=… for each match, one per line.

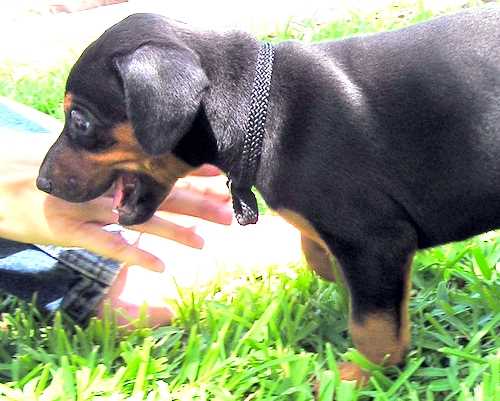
left=338, top=362, right=370, bottom=387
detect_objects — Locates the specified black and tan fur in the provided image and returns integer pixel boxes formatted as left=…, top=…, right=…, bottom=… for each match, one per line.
left=37, top=8, right=500, bottom=371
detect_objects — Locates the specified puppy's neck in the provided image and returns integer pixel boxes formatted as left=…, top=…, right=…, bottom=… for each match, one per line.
left=173, top=28, right=270, bottom=175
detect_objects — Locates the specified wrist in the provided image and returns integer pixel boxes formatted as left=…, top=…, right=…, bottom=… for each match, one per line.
left=0, top=175, right=40, bottom=242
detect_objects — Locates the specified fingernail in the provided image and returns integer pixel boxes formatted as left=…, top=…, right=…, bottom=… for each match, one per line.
left=188, top=226, right=205, bottom=249
left=193, top=234, right=205, bottom=249
left=151, top=259, right=165, bottom=273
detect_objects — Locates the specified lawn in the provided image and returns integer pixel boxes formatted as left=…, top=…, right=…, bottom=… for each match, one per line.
left=0, top=1, right=499, bottom=400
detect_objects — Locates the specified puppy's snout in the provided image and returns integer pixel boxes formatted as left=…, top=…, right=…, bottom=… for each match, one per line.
left=36, top=176, right=53, bottom=194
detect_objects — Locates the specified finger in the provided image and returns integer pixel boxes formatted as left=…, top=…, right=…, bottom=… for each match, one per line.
left=172, top=178, right=231, bottom=203
left=189, top=164, right=223, bottom=177
left=77, top=199, right=206, bottom=248
left=75, top=223, right=165, bottom=272
left=131, top=215, right=205, bottom=249
left=161, top=188, right=233, bottom=225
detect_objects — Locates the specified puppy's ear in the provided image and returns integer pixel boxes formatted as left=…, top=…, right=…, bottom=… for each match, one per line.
left=115, top=45, right=208, bottom=155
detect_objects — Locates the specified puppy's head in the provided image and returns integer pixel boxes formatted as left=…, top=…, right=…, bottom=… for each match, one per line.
left=37, top=14, right=209, bottom=225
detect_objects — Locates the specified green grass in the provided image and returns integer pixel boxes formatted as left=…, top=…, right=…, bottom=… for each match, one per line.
left=0, top=1, right=499, bottom=400
left=0, top=236, right=498, bottom=400
left=0, top=62, right=70, bottom=121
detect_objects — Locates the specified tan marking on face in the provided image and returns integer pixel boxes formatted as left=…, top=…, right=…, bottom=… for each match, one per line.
left=278, top=208, right=339, bottom=281
left=40, top=133, right=114, bottom=196
left=88, top=122, right=194, bottom=186
left=349, top=256, right=414, bottom=366
left=112, top=122, right=141, bottom=147
left=63, top=93, right=73, bottom=113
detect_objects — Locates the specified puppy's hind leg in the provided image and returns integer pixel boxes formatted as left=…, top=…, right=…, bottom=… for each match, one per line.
left=301, top=235, right=338, bottom=281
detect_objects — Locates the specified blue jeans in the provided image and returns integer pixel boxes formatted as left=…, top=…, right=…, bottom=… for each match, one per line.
left=0, top=240, right=119, bottom=322
left=0, top=100, right=120, bottom=322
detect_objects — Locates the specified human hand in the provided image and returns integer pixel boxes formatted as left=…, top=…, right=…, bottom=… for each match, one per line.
left=0, top=165, right=232, bottom=272
left=159, top=164, right=232, bottom=223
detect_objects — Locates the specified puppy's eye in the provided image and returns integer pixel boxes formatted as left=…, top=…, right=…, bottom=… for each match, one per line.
left=66, top=107, right=115, bottom=151
left=70, top=109, right=91, bottom=133
left=68, top=108, right=98, bottom=149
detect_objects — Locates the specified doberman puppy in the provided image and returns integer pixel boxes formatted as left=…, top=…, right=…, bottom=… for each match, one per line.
left=37, top=7, right=500, bottom=371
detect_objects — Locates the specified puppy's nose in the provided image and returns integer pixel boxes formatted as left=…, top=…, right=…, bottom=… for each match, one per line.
left=36, top=176, right=53, bottom=194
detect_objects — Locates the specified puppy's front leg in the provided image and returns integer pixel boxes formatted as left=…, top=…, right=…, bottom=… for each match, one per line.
left=348, top=256, right=413, bottom=367
left=326, top=225, right=416, bottom=366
